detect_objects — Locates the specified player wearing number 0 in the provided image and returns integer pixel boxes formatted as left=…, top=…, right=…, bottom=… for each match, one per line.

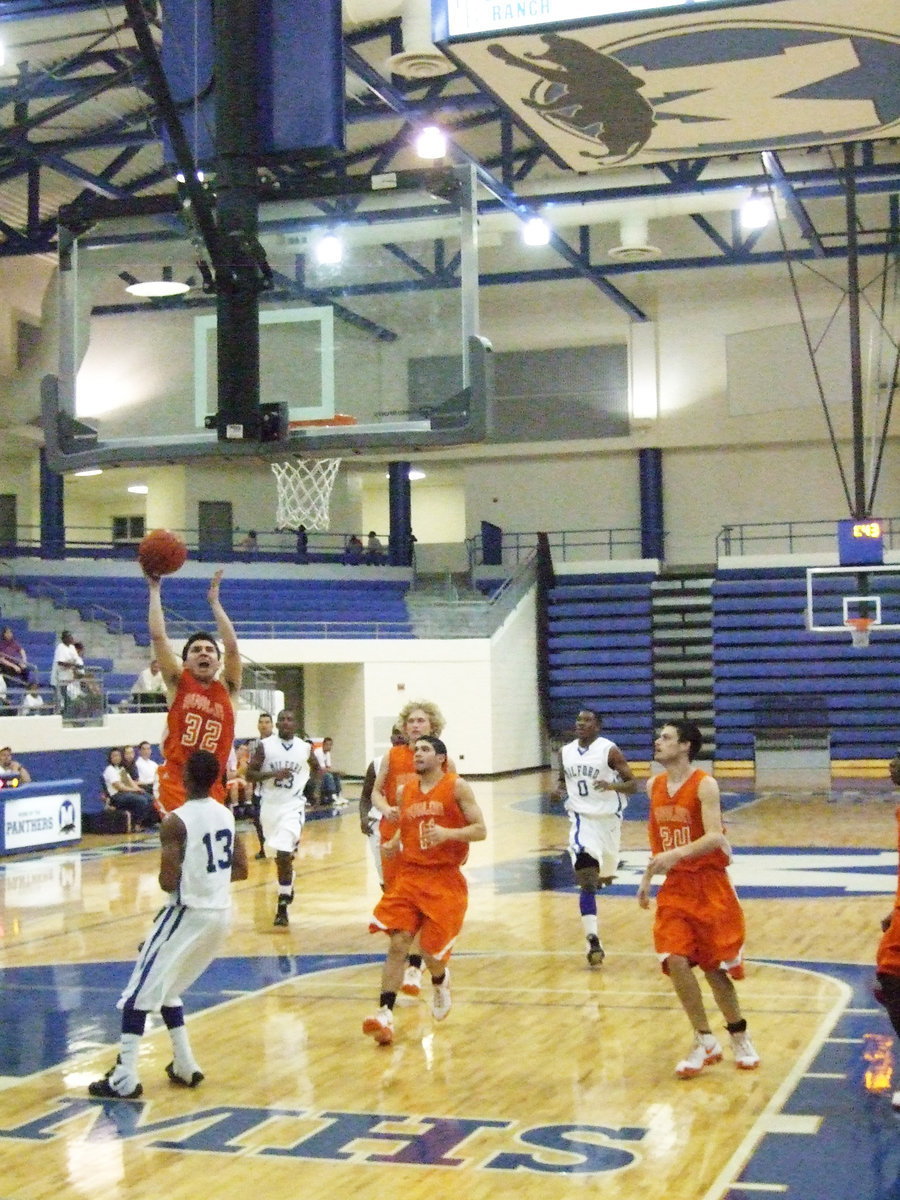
left=555, top=706, right=637, bottom=967
left=246, top=709, right=317, bottom=927
left=89, top=750, right=248, bottom=1099
left=148, top=568, right=241, bottom=813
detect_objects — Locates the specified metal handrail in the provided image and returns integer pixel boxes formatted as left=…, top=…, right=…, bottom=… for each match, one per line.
left=716, top=517, right=900, bottom=557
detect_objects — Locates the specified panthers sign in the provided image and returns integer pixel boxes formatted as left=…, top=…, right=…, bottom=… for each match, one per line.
left=438, top=0, right=900, bottom=167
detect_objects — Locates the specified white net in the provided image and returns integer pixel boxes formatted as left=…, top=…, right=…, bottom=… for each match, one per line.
left=846, top=618, right=872, bottom=648
left=271, top=458, right=342, bottom=532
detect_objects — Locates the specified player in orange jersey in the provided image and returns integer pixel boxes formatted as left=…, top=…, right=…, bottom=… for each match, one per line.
left=148, top=569, right=242, bottom=813
left=874, top=751, right=900, bottom=1111
left=371, top=699, right=455, bottom=997
left=363, top=735, right=486, bottom=1046
left=637, top=719, right=759, bottom=1079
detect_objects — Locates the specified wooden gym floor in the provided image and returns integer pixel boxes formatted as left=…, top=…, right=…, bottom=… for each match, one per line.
left=0, top=769, right=897, bottom=1200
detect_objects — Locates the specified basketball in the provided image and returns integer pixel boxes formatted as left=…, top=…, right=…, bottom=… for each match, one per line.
left=138, top=529, right=188, bottom=578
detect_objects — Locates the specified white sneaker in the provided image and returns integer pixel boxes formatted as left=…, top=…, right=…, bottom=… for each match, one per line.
left=676, top=1032, right=723, bottom=1079
left=362, top=1007, right=394, bottom=1045
left=730, top=1029, right=760, bottom=1070
left=401, top=963, right=422, bottom=997
left=431, top=968, right=452, bottom=1021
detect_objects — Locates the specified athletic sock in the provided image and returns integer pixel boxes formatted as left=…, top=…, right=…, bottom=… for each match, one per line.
left=726, top=1019, right=747, bottom=1035
left=379, top=991, right=397, bottom=1011
left=407, top=954, right=423, bottom=970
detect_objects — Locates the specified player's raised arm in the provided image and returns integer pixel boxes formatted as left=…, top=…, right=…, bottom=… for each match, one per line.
left=147, top=576, right=181, bottom=691
left=208, top=570, right=242, bottom=697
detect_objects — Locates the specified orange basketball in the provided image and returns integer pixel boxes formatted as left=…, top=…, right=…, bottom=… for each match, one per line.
left=138, top=529, right=188, bottom=577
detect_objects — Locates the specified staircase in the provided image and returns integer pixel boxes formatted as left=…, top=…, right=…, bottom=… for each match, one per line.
left=650, top=569, right=716, bottom=755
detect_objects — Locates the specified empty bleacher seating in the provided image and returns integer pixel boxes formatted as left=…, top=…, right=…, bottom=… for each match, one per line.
left=9, top=575, right=414, bottom=643
left=545, top=573, right=655, bottom=761
left=713, top=567, right=900, bottom=760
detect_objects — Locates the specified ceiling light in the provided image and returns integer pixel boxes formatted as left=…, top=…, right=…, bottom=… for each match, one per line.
left=384, top=468, right=426, bottom=481
left=415, top=125, right=447, bottom=160
left=125, top=280, right=191, bottom=298
left=740, top=196, right=774, bottom=232
left=121, top=265, right=192, bottom=298
left=73, top=468, right=103, bottom=478
left=315, top=234, right=343, bottom=265
left=521, top=216, right=551, bottom=246
left=127, top=484, right=149, bottom=495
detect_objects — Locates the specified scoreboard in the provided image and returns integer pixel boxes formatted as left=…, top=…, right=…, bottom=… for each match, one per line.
left=836, top=518, right=885, bottom=567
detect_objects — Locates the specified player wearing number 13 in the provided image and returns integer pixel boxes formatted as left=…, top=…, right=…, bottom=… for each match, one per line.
left=246, top=708, right=317, bottom=927
left=149, top=568, right=241, bottom=813
left=88, top=750, right=248, bottom=1099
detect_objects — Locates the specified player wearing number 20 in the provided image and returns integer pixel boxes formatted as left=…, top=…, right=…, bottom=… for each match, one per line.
left=246, top=709, right=317, bottom=928
left=148, top=568, right=241, bottom=813
left=556, top=706, right=637, bottom=967
left=89, top=750, right=248, bottom=1099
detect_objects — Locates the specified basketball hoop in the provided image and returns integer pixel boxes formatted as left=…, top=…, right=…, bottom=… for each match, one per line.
left=845, top=616, right=874, bottom=648
left=271, top=458, right=341, bottom=532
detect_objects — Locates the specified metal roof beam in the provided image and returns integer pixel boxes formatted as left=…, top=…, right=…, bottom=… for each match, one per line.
left=343, top=44, right=647, bottom=322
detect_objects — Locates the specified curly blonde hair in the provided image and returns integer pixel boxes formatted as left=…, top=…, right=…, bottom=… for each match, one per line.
left=396, top=699, right=445, bottom=736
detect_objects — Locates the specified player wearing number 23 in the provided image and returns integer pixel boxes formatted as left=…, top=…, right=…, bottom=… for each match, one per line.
left=246, top=708, right=317, bottom=927
left=88, top=750, right=248, bottom=1099
left=148, top=568, right=241, bottom=812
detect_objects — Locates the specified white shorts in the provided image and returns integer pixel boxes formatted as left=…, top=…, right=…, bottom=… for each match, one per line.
left=567, top=811, right=622, bottom=879
left=367, top=826, right=384, bottom=884
left=261, top=800, right=305, bottom=855
left=118, top=904, right=230, bottom=1013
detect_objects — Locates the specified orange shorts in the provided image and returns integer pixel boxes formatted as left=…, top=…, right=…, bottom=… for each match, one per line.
left=157, top=761, right=227, bottom=813
left=654, top=867, right=745, bottom=974
left=370, top=863, right=468, bottom=963
left=878, top=907, right=900, bottom=976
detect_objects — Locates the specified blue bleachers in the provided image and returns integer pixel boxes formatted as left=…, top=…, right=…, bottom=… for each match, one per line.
left=11, top=575, right=414, bottom=642
left=712, top=567, right=900, bottom=759
left=545, top=572, right=655, bottom=760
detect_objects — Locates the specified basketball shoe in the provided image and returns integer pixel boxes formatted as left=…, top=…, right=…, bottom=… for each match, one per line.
left=431, top=968, right=452, bottom=1021
left=729, top=1029, right=760, bottom=1070
left=362, top=1007, right=394, bottom=1045
left=676, top=1032, right=723, bottom=1079
left=166, top=1061, right=204, bottom=1088
left=400, top=963, right=422, bottom=997
left=586, top=935, right=605, bottom=967
left=88, top=1061, right=143, bottom=1100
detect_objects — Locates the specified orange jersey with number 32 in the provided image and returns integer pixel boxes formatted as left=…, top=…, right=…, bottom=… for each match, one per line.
left=157, top=671, right=235, bottom=811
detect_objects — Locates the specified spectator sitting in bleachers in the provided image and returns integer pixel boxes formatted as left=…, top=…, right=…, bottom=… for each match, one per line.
left=18, top=681, right=45, bottom=716
left=225, top=743, right=254, bottom=811
left=134, top=740, right=159, bottom=796
left=344, top=535, right=364, bottom=565
left=130, top=658, right=168, bottom=712
left=102, top=748, right=158, bottom=830
left=0, top=745, right=31, bottom=784
left=0, top=626, right=35, bottom=689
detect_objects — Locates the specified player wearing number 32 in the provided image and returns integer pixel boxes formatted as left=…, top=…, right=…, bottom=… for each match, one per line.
left=89, top=750, right=248, bottom=1099
left=148, top=568, right=241, bottom=813
left=246, top=708, right=317, bottom=928
left=555, top=706, right=637, bottom=968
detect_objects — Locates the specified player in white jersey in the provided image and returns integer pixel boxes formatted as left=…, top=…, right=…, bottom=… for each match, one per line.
left=246, top=708, right=316, bottom=928
left=554, top=706, right=637, bottom=967
left=89, top=750, right=248, bottom=1099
